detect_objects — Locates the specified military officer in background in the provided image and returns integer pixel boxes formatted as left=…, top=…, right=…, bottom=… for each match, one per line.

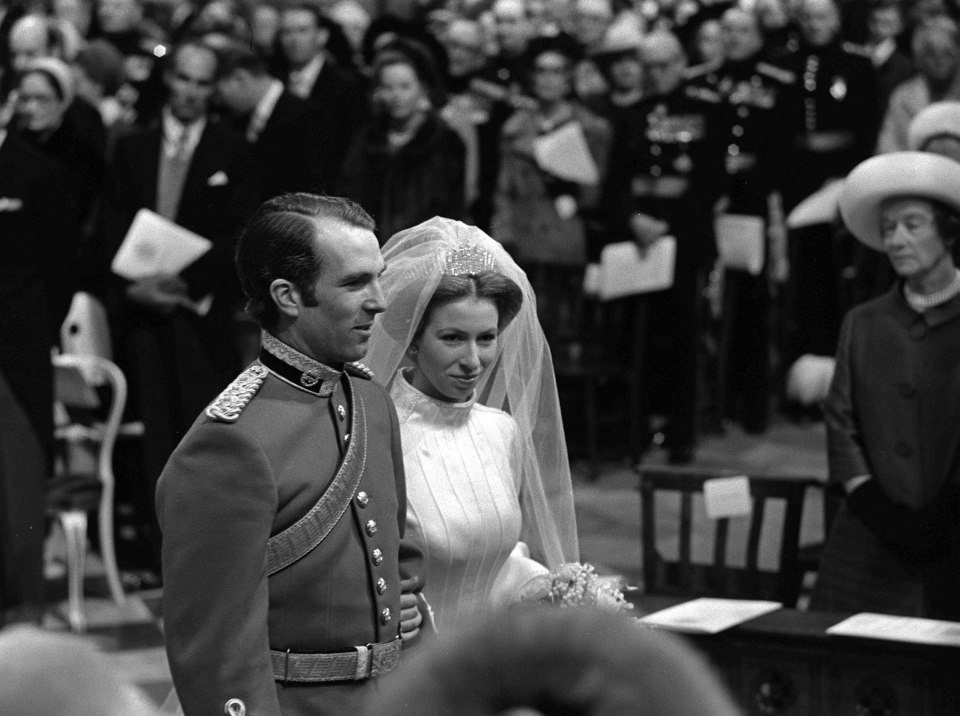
left=771, top=0, right=880, bottom=374
left=687, top=7, right=795, bottom=434
left=606, top=29, right=726, bottom=464
left=156, top=194, right=424, bottom=716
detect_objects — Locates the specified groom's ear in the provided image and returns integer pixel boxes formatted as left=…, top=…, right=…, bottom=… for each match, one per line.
left=269, top=279, right=302, bottom=319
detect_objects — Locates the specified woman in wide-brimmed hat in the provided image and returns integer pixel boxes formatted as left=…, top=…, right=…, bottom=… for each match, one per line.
left=812, top=151, right=960, bottom=618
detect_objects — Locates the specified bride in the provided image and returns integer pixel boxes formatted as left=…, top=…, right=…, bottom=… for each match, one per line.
left=365, top=217, right=580, bottom=631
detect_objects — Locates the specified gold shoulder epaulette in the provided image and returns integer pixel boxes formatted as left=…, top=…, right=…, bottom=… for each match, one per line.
left=345, top=361, right=374, bottom=380
left=205, top=364, right=268, bottom=422
left=757, top=62, right=796, bottom=84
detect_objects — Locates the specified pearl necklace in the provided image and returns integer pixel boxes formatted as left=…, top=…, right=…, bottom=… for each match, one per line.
left=903, top=268, right=960, bottom=312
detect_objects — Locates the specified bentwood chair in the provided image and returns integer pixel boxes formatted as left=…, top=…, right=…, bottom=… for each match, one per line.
left=637, top=466, right=823, bottom=608
left=47, top=354, right=127, bottom=632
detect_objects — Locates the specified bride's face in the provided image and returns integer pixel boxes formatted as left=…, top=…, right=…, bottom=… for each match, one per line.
left=409, top=296, right=500, bottom=402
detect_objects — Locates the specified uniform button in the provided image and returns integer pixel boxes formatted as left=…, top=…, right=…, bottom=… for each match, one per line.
left=344, top=433, right=350, bottom=443
left=372, top=548, right=383, bottom=565
left=377, top=577, right=387, bottom=594
left=381, top=607, right=392, bottom=624
left=727, top=144, right=740, bottom=156
left=732, top=125, right=744, bottom=137
left=365, top=520, right=378, bottom=536
left=894, top=441, right=914, bottom=458
left=224, top=699, right=246, bottom=716
left=895, top=382, right=916, bottom=399
left=650, top=144, right=662, bottom=156
left=356, top=491, right=369, bottom=507
left=337, top=405, right=346, bottom=421
left=650, top=165, right=661, bottom=176
left=737, top=106, right=749, bottom=118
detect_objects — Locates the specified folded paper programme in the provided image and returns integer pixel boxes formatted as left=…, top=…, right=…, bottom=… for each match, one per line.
left=716, top=214, right=765, bottom=276
left=827, top=613, right=960, bottom=647
left=532, top=122, right=600, bottom=185
left=112, top=209, right=212, bottom=281
left=639, top=598, right=782, bottom=634
left=588, top=238, right=676, bottom=300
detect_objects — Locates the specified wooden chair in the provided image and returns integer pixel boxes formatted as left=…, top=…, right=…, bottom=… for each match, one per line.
left=46, top=354, right=127, bottom=632
left=637, top=466, right=823, bottom=608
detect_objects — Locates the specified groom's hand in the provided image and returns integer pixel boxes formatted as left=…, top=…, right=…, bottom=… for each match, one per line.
left=399, top=577, right=423, bottom=643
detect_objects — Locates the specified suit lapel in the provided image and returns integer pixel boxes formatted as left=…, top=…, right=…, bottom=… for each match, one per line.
left=138, top=127, right=163, bottom=211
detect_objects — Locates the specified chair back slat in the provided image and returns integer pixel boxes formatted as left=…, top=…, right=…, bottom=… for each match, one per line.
left=637, top=467, right=822, bottom=608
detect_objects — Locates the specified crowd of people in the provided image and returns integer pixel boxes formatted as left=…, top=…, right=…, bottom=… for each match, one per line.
left=1, top=0, right=960, bottom=709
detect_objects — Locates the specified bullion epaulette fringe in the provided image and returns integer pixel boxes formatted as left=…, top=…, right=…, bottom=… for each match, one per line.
left=756, top=62, right=796, bottom=84
left=345, top=361, right=374, bottom=380
left=206, top=364, right=268, bottom=422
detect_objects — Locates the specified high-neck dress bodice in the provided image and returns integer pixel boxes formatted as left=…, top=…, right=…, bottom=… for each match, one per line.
left=391, top=372, right=546, bottom=631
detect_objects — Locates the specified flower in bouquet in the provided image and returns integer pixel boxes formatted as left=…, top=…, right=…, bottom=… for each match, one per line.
left=521, top=562, right=634, bottom=612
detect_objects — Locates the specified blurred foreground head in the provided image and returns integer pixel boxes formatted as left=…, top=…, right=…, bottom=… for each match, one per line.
left=363, top=605, right=741, bottom=716
left=0, top=626, right=155, bottom=716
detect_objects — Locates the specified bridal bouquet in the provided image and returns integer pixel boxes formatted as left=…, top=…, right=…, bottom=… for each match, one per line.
left=521, top=562, right=634, bottom=613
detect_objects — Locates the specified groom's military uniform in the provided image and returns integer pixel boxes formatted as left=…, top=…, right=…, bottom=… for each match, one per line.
left=157, top=332, right=420, bottom=716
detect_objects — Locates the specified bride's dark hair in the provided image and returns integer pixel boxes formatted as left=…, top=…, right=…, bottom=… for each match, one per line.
left=414, top=271, right=523, bottom=339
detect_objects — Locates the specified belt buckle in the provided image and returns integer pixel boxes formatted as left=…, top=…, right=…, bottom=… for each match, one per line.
left=354, top=644, right=372, bottom=680
left=369, top=638, right=401, bottom=678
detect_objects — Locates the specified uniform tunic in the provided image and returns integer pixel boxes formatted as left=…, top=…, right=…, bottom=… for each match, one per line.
left=157, top=336, right=419, bottom=715
left=812, top=284, right=960, bottom=618
left=391, top=373, right=546, bottom=632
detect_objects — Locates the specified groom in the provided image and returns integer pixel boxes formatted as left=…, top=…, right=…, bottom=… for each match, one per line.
left=156, top=194, right=424, bottom=716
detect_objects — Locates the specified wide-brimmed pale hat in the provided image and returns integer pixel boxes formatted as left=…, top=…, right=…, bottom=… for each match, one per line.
left=838, top=151, right=960, bottom=250
left=907, top=101, right=960, bottom=150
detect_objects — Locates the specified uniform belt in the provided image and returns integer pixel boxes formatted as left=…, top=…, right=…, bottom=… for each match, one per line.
left=271, top=637, right=401, bottom=683
left=794, top=130, right=855, bottom=153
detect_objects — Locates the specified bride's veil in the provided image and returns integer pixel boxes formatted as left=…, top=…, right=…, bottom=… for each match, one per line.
left=365, top=217, right=580, bottom=569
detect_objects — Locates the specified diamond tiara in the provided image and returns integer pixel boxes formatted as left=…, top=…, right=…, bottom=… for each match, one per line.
left=444, top=243, right=498, bottom=276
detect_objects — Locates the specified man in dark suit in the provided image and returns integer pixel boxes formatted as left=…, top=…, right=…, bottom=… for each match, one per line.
left=0, top=93, right=77, bottom=622
left=216, top=42, right=326, bottom=200
left=100, top=40, right=255, bottom=572
left=157, top=194, right=424, bottom=716
left=277, top=2, right=368, bottom=184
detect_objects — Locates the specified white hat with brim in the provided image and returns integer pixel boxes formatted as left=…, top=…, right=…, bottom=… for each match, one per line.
left=907, top=101, right=960, bottom=150
left=839, top=151, right=960, bottom=250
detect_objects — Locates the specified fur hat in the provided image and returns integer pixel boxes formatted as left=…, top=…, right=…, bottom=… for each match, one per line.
left=838, top=151, right=960, bottom=250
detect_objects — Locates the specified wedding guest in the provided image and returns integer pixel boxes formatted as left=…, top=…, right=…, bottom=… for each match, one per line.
left=338, top=38, right=466, bottom=242
left=365, top=217, right=579, bottom=630
left=813, top=151, right=960, bottom=619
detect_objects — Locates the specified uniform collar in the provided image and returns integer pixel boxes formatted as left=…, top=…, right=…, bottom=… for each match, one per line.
left=260, top=332, right=343, bottom=397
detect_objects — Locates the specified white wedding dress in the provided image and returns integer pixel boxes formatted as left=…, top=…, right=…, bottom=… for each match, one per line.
left=391, top=372, right=548, bottom=632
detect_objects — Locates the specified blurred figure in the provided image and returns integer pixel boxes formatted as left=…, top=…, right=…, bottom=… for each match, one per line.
left=865, top=0, right=914, bottom=113
left=491, top=33, right=610, bottom=346
left=586, top=12, right=645, bottom=121
left=363, top=606, right=740, bottom=716
left=813, top=151, right=960, bottom=619
left=14, top=58, right=105, bottom=229
left=73, top=37, right=132, bottom=136
left=7, top=14, right=64, bottom=74
left=692, top=17, right=725, bottom=67
left=688, top=7, right=795, bottom=435
left=99, top=41, right=254, bottom=576
left=488, top=0, right=531, bottom=90
left=569, top=0, right=614, bottom=101
left=339, top=39, right=466, bottom=241
left=327, top=0, right=371, bottom=66
left=877, top=16, right=960, bottom=152
left=248, top=1, right=279, bottom=59
left=773, top=0, right=880, bottom=388
left=216, top=42, right=326, bottom=199
left=606, top=29, right=725, bottom=463
left=278, top=2, right=368, bottom=184
left=95, top=0, right=168, bottom=125
left=0, top=626, right=155, bottom=715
